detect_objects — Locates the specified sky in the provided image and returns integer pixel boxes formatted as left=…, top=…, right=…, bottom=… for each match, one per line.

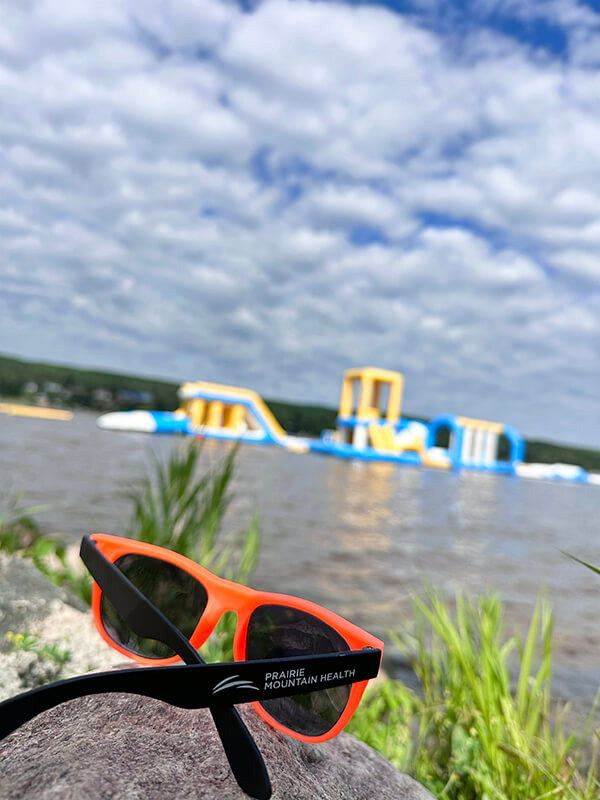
left=1, top=0, right=600, bottom=447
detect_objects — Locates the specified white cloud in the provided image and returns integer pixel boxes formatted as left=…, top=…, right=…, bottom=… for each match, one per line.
left=1, top=0, right=600, bottom=445
left=127, top=0, right=240, bottom=52
left=300, top=185, right=410, bottom=235
left=549, top=249, right=600, bottom=281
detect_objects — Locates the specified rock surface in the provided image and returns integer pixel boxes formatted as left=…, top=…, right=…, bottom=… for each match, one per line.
left=0, top=551, right=84, bottom=648
left=0, top=554, right=124, bottom=700
left=0, top=695, right=434, bottom=800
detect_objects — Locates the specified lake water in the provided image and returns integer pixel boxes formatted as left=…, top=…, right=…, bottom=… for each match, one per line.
left=2, top=410, right=599, bottom=710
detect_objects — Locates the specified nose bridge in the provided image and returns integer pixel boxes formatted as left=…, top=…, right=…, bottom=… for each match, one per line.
left=191, top=580, right=254, bottom=645
left=209, top=572, right=255, bottom=610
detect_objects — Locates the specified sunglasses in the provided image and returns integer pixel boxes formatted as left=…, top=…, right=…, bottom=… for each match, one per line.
left=0, top=533, right=383, bottom=799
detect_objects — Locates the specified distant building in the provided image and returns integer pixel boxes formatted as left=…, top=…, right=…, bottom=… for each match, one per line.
left=43, top=382, right=63, bottom=395
left=115, top=389, right=155, bottom=405
left=92, top=389, right=114, bottom=409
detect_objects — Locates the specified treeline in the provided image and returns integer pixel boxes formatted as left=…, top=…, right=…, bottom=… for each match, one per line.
left=0, top=352, right=338, bottom=427
left=266, top=400, right=337, bottom=436
left=2, top=353, right=600, bottom=470
left=0, top=354, right=178, bottom=411
left=525, top=440, right=600, bottom=473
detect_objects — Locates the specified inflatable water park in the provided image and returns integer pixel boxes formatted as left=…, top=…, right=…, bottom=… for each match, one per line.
left=98, top=381, right=311, bottom=453
left=97, top=367, right=600, bottom=486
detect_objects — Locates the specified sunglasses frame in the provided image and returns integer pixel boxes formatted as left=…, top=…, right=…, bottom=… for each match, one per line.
left=89, top=533, right=384, bottom=743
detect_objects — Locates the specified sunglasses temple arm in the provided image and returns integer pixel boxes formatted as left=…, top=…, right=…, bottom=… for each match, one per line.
left=0, top=650, right=381, bottom=742
left=79, top=536, right=272, bottom=800
left=80, top=536, right=201, bottom=664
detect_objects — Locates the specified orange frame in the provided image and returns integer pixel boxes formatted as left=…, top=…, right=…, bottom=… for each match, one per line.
left=89, top=533, right=384, bottom=743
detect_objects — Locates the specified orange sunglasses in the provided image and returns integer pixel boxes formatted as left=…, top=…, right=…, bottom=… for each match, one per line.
left=88, top=533, right=384, bottom=744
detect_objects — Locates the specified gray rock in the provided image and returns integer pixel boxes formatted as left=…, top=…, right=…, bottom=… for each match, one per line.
left=0, top=552, right=85, bottom=652
left=0, top=694, right=434, bottom=799
left=0, top=554, right=125, bottom=700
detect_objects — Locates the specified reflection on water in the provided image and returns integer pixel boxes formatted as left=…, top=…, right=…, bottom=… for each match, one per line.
left=2, top=410, right=600, bottom=706
left=328, top=461, right=395, bottom=552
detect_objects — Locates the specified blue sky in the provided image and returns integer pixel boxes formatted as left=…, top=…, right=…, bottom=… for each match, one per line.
left=1, top=0, right=600, bottom=447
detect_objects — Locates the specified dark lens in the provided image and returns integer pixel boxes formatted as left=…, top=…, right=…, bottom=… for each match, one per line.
left=246, top=604, right=350, bottom=737
left=100, top=554, right=208, bottom=659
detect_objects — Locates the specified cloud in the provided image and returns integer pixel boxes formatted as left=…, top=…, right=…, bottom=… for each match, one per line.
left=0, top=0, right=599, bottom=446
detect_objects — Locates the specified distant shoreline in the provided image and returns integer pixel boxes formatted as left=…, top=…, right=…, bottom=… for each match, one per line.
left=2, top=351, right=600, bottom=471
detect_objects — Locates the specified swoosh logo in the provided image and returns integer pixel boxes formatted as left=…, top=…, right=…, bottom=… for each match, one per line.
left=212, top=674, right=260, bottom=695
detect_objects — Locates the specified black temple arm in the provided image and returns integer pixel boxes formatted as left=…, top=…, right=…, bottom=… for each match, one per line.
left=0, top=649, right=380, bottom=741
left=80, top=535, right=201, bottom=665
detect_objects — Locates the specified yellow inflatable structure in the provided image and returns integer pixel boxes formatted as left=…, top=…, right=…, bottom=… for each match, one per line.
left=98, top=380, right=310, bottom=453
left=326, top=367, right=451, bottom=468
left=0, top=402, right=73, bottom=421
left=177, top=381, right=289, bottom=440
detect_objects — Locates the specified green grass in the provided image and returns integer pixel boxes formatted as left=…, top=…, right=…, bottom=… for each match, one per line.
left=0, top=492, right=93, bottom=602
left=128, top=441, right=259, bottom=584
left=125, top=441, right=260, bottom=661
left=6, top=631, right=71, bottom=672
left=349, top=590, right=599, bottom=799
